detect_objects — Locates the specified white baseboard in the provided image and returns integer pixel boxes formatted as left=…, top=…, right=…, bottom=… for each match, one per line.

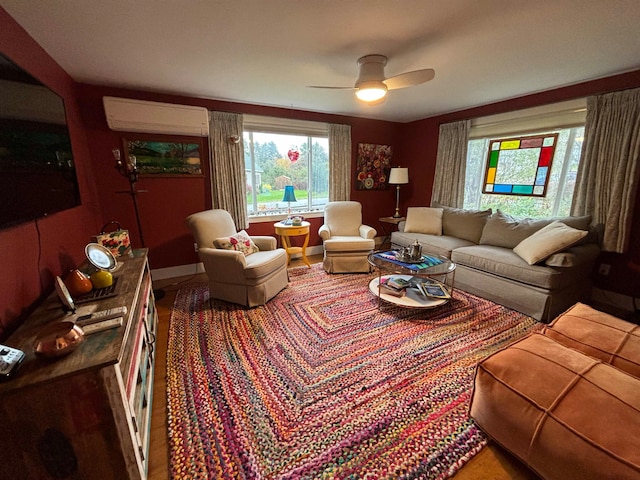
left=150, top=245, right=325, bottom=281
left=297, top=245, right=324, bottom=257
left=151, top=263, right=205, bottom=281
left=590, top=287, right=636, bottom=313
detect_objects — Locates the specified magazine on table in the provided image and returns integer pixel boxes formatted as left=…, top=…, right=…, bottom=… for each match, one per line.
left=412, top=277, right=451, bottom=300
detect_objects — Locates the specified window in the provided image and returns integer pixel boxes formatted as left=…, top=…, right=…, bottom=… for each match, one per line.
left=482, top=133, right=558, bottom=197
left=243, top=116, right=329, bottom=217
left=465, top=127, right=583, bottom=217
left=463, top=99, right=586, bottom=218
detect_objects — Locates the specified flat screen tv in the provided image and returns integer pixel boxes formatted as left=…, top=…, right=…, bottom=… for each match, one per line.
left=0, top=53, right=80, bottom=230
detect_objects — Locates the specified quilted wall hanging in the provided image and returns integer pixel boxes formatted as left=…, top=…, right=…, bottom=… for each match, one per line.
left=356, top=143, right=392, bottom=190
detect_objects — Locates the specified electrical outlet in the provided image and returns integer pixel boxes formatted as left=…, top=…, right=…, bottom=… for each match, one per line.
left=598, top=263, right=611, bottom=276
left=194, top=242, right=199, bottom=253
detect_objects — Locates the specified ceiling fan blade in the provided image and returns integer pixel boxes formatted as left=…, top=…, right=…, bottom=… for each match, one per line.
left=307, top=85, right=355, bottom=90
left=383, top=68, right=435, bottom=90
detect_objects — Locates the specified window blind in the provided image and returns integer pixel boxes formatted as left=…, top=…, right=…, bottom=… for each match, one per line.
left=469, top=98, right=586, bottom=139
left=243, top=114, right=328, bottom=136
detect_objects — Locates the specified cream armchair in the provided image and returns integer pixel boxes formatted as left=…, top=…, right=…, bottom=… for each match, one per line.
left=186, top=209, right=289, bottom=307
left=319, top=201, right=377, bottom=273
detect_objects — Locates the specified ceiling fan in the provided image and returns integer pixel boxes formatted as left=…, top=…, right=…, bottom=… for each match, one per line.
left=308, top=54, right=435, bottom=104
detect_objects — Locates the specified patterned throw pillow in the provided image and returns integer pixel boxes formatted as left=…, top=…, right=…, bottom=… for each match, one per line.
left=214, top=230, right=259, bottom=256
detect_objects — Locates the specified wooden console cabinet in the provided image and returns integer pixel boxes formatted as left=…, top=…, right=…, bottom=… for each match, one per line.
left=0, top=249, right=157, bottom=480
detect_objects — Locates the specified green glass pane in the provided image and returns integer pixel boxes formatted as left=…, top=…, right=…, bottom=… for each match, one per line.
left=489, top=150, right=499, bottom=167
left=512, top=185, right=533, bottom=194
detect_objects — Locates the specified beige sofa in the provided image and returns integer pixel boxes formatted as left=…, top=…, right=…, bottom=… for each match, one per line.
left=470, top=303, right=640, bottom=479
left=391, top=205, right=600, bottom=321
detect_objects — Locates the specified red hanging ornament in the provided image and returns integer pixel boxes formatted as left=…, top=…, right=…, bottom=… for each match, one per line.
left=287, top=146, right=300, bottom=163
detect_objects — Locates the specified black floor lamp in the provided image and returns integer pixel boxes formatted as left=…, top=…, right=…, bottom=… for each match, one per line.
left=112, top=148, right=165, bottom=300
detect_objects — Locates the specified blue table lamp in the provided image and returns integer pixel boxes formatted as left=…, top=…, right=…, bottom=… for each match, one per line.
left=282, top=185, right=296, bottom=222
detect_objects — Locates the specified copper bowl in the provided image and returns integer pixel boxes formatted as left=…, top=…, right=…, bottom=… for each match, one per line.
left=34, top=321, right=85, bottom=358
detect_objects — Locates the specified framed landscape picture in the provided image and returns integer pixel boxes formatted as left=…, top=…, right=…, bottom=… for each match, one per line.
left=124, top=139, right=202, bottom=176
left=356, top=143, right=392, bottom=190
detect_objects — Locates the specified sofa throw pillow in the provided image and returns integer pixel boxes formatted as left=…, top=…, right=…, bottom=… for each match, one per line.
left=513, top=221, right=588, bottom=265
left=214, top=230, right=260, bottom=256
left=404, top=207, right=443, bottom=235
left=480, top=210, right=548, bottom=248
left=431, top=202, right=492, bottom=243
left=480, top=210, right=592, bottom=249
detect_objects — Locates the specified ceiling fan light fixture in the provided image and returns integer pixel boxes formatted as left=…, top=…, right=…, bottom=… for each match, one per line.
left=355, top=81, right=387, bottom=102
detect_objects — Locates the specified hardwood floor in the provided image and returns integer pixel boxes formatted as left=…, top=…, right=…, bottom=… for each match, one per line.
left=148, top=255, right=536, bottom=479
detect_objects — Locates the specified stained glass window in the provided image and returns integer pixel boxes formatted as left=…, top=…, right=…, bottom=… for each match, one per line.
left=482, top=133, right=559, bottom=197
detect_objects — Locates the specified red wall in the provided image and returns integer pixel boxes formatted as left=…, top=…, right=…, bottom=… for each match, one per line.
left=0, top=8, right=103, bottom=338
left=75, top=84, right=402, bottom=269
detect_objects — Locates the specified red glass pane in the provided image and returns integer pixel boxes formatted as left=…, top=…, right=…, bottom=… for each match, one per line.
left=539, top=147, right=553, bottom=167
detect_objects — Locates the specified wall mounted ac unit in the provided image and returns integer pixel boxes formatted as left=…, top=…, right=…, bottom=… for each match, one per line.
left=103, top=96, right=209, bottom=136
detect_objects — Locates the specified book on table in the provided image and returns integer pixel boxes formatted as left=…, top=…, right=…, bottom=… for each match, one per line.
left=379, top=284, right=406, bottom=297
left=379, top=277, right=407, bottom=297
left=387, top=276, right=411, bottom=290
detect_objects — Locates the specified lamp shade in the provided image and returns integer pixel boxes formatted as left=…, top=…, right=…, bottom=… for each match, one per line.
left=389, top=167, right=409, bottom=185
left=282, top=185, right=297, bottom=202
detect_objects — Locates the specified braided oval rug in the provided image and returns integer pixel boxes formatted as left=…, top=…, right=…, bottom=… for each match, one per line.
left=167, top=264, right=541, bottom=479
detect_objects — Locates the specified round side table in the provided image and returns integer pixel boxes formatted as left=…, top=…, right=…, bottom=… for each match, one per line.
left=274, top=221, right=311, bottom=268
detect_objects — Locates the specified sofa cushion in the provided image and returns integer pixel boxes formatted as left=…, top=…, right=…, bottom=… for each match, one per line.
left=323, top=236, right=375, bottom=252
left=544, top=302, right=640, bottom=378
left=479, top=210, right=592, bottom=249
left=544, top=251, right=578, bottom=267
left=214, top=230, right=259, bottom=256
left=404, top=207, right=443, bottom=235
left=513, top=221, right=588, bottom=265
left=452, top=245, right=564, bottom=289
left=431, top=202, right=492, bottom=243
left=470, top=333, right=640, bottom=480
left=243, top=249, right=288, bottom=279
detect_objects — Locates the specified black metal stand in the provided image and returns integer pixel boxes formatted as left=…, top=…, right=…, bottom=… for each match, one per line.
left=116, top=179, right=147, bottom=247
left=114, top=157, right=165, bottom=300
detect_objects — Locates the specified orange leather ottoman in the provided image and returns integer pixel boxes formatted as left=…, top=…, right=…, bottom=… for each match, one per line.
left=470, top=333, right=640, bottom=480
left=543, top=302, right=640, bottom=378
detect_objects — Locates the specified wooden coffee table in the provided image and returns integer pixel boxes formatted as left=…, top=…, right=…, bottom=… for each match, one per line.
left=367, top=250, right=456, bottom=309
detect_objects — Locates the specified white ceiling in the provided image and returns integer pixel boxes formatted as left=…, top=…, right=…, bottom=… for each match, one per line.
left=2, top=0, right=640, bottom=123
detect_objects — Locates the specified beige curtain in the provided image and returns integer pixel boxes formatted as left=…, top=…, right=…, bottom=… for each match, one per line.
left=572, top=88, right=640, bottom=252
left=208, top=111, right=248, bottom=229
left=431, top=120, right=470, bottom=208
left=329, top=123, right=351, bottom=201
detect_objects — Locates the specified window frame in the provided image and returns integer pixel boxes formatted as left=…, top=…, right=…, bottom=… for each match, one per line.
left=243, top=115, right=329, bottom=222
left=481, top=133, right=559, bottom=198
